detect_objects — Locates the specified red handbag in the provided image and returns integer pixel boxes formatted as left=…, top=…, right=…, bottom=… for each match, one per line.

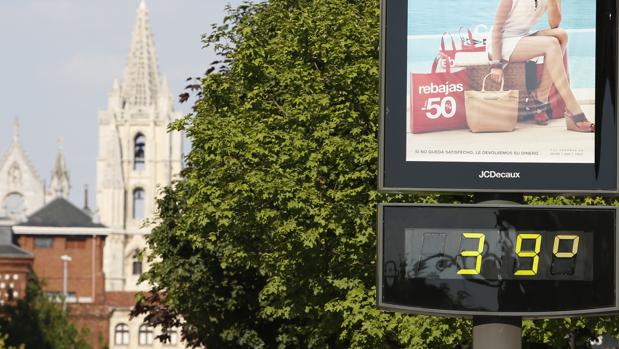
left=410, top=57, right=470, bottom=133
left=459, top=27, right=487, bottom=52
left=535, top=53, right=570, bottom=119
left=438, top=31, right=487, bottom=71
left=434, top=33, right=457, bottom=72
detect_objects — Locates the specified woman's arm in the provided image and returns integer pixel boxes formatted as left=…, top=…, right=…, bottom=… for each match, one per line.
left=490, top=0, right=513, bottom=60
left=547, top=0, right=562, bottom=28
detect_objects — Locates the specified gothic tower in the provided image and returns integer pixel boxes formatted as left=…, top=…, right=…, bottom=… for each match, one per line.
left=46, top=139, right=71, bottom=202
left=98, top=0, right=183, bottom=291
left=0, top=120, right=45, bottom=222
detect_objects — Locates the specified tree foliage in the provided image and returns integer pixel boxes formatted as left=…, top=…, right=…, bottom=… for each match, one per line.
left=133, top=0, right=619, bottom=348
left=0, top=272, right=90, bottom=349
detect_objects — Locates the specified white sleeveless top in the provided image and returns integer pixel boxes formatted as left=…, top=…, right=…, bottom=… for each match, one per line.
left=503, top=0, right=547, bottom=38
left=487, top=0, right=547, bottom=59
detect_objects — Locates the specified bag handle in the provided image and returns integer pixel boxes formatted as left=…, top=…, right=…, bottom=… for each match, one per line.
left=431, top=53, right=451, bottom=73
left=459, top=27, right=475, bottom=46
left=481, top=73, right=504, bottom=92
left=473, top=24, right=489, bottom=36
left=440, top=32, right=456, bottom=52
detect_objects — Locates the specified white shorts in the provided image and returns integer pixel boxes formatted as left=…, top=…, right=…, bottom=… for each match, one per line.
left=486, top=29, right=539, bottom=60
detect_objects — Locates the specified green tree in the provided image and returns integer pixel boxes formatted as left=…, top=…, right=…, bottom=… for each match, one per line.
left=0, top=272, right=90, bottom=349
left=0, top=335, right=23, bottom=349
left=132, top=0, right=619, bottom=348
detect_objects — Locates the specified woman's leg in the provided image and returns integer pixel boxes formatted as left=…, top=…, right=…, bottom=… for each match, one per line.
left=509, top=35, right=583, bottom=115
left=532, top=28, right=569, bottom=102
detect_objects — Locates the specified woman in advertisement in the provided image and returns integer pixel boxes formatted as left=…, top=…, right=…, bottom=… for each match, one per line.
left=488, top=0, right=595, bottom=132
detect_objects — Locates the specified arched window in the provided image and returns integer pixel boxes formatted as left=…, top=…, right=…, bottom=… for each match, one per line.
left=3, top=192, right=25, bottom=221
left=114, top=323, right=130, bottom=345
left=164, top=328, right=178, bottom=345
left=133, top=188, right=145, bottom=219
left=134, top=133, right=145, bottom=171
left=132, top=252, right=143, bottom=275
left=138, top=324, right=154, bottom=345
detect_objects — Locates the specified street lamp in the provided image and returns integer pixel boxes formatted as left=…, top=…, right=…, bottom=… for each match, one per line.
left=60, top=254, right=72, bottom=312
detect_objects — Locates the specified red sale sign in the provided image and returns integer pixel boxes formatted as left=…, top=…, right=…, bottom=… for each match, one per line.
left=410, top=58, right=469, bottom=133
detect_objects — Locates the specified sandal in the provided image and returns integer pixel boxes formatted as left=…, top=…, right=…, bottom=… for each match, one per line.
left=565, top=112, right=595, bottom=132
left=533, top=109, right=549, bottom=125
left=524, top=95, right=550, bottom=113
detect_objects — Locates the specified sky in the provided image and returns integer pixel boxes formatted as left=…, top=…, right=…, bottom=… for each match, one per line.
left=0, top=0, right=244, bottom=207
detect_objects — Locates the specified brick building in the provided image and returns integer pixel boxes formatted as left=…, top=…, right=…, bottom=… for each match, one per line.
left=0, top=217, right=32, bottom=305
left=2, top=0, right=189, bottom=346
left=13, top=198, right=110, bottom=348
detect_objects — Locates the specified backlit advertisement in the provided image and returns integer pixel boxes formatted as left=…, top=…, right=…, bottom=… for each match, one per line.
left=406, top=0, right=596, bottom=164
left=380, top=0, right=618, bottom=193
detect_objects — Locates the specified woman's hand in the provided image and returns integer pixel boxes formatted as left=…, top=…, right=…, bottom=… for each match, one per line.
left=490, top=67, right=503, bottom=83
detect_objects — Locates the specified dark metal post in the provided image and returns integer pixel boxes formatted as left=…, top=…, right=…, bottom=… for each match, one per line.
left=473, top=316, right=522, bottom=349
left=472, top=193, right=524, bottom=349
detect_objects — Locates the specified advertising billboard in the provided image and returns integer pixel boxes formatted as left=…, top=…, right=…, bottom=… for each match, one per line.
left=380, top=0, right=618, bottom=193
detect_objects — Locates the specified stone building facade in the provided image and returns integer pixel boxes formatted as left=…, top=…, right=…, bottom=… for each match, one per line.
left=97, top=1, right=185, bottom=348
left=1, top=1, right=187, bottom=347
left=98, top=0, right=183, bottom=294
left=0, top=123, right=72, bottom=223
left=0, top=121, right=45, bottom=222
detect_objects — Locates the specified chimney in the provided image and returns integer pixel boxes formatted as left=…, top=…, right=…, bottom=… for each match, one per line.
left=84, top=185, right=91, bottom=213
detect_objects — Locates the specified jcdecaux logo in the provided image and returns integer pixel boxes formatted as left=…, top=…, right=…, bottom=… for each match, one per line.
left=478, top=170, right=521, bottom=179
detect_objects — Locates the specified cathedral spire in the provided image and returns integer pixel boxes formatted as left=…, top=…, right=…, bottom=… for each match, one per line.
left=47, top=138, right=70, bottom=200
left=12, top=118, right=20, bottom=144
left=121, top=0, right=161, bottom=109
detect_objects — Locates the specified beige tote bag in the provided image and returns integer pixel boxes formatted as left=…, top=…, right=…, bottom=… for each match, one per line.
left=465, top=73, right=519, bottom=133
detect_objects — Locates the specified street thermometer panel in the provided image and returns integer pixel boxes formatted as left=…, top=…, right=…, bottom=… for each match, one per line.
left=377, top=204, right=619, bottom=318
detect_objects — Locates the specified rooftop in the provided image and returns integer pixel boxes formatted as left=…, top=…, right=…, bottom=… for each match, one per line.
left=0, top=226, right=32, bottom=258
left=17, top=197, right=105, bottom=228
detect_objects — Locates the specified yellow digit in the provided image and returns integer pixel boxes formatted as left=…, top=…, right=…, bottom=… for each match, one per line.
left=553, top=235, right=580, bottom=258
left=457, top=233, right=485, bottom=275
left=514, top=233, right=542, bottom=276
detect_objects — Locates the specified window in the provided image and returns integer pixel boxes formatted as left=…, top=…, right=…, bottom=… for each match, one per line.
left=34, top=237, right=53, bottom=249
left=132, top=253, right=143, bottom=275
left=134, top=134, right=146, bottom=170
left=164, top=328, right=178, bottom=345
left=138, top=324, right=154, bottom=345
left=133, top=188, right=145, bottom=219
left=66, top=237, right=86, bottom=249
left=45, top=291, right=76, bottom=302
left=114, top=323, right=130, bottom=345
left=3, top=192, right=25, bottom=221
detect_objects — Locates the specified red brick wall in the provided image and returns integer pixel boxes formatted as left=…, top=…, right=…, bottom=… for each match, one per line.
left=0, top=258, right=32, bottom=304
left=69, top=303, right=110, bottom=349
left=17, top=235, right=106, bottom=303
left=17, top=234, right=110, bottom=349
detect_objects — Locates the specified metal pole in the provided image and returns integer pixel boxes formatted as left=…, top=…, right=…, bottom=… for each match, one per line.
left=473, top=316, right=522, bottom=349
left=63, top=259, right=67, bottom=312
left=472, top=193, right=525, bottom=349
left=60, top=255, right=71, bottom=312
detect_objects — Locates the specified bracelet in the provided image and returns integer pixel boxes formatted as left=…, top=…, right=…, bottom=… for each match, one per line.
left=490, top=60, right=508, bottom=70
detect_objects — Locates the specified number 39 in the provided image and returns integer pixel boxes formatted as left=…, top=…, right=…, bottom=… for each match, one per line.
left=456, top=233, right=580, bottom=276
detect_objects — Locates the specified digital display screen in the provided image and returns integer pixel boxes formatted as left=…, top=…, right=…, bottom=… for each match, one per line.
left=403, top=229, right=592, bottom=281
left=379, top=205, right=617, bottom=317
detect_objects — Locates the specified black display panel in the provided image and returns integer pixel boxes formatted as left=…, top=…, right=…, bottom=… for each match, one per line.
left=404, top=229, right=593, bottom=281
left=378, top=204, right=618, bottom=317
left=378, top=0, right=618, bottom=194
